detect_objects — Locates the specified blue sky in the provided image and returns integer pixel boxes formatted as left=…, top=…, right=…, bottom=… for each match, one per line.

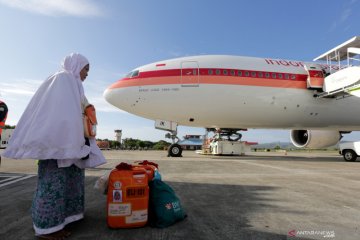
left=0, top=0, right=360, bottom=143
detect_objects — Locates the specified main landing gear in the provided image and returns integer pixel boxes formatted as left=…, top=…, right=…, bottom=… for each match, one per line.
left=210, top=128, right=243, bottom=142
left=202, top=128, right=246, bottom=156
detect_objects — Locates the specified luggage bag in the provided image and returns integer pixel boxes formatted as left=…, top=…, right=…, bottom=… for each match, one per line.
left=107, top=163, right=149, bottom=228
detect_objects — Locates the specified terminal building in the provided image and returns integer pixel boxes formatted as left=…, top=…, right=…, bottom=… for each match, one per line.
left=177, top=135, right=203, bottom=150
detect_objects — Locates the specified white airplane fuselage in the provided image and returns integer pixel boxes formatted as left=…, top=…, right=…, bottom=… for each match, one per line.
left=104, top=55, right=360, bottom=131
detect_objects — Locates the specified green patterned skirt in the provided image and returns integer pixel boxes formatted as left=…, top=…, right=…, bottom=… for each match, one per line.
left=32, top=159, right=85, bottom=235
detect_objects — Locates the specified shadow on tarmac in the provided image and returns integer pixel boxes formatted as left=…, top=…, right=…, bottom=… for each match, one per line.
left=0, top=175, right=313, bottom=240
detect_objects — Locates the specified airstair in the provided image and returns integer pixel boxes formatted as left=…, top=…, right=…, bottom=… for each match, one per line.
left=313, top=36, right=360, bottom=99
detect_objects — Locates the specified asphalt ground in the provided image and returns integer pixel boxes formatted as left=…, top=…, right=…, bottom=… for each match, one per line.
left=0, top=150, right=360, bottom=240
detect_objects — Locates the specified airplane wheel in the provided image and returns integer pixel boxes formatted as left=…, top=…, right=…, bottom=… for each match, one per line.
left=343, top=149, right=357, bottom=162
left=168, top=144, right=182, bottom=157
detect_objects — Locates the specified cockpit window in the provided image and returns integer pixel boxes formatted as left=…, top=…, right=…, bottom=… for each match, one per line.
left=125, top=70, right=140, bottom=78
left=131, top=70, right=139, bottom=77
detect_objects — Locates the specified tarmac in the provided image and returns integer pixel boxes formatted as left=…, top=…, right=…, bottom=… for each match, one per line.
left=1, top=149, right=360, bottom=240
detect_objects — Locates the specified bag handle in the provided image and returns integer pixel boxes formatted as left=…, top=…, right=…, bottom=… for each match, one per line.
left=135, top=160, right=159, bottom=169
left=115, top=162, right=133, bottom=170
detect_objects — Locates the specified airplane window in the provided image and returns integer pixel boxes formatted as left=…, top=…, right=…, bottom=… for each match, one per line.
left=230, top=70, right=235, bottom=76
left=265, top=73, right=270, bottom=78
left=251, top=72, right=256, bottom=77
left=272, top=73, right=276, bottom=78
left=125, top=70, right=139, bottom=78
left=223, top=70, right=228, bottom=75
left=245, top=71, right=249, bottom=77
left=285, top=74, right=289, bottom=79
left=237, top=70, right=242, bottom=76
left=291, top=75, right=296, bottom=80
left=258, top=72, right=263, bottom=78
left=125, top=72, right=132, bottom=78
left=216, top=69, right=221, bottom=75
left=278, top=73, right=283, bottom=79
left=208, top=69, right=213, bottom=75
left=131, top=70, right=139, bottom=77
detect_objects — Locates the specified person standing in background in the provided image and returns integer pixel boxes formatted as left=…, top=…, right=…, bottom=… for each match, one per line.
left=0, top=100, right=8, bottom=165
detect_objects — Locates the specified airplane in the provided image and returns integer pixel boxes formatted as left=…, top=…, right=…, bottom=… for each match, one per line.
left=104, top=36, right=360, bottom=158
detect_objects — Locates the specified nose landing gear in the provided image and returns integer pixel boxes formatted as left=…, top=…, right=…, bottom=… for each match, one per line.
left=165, top=131, right=182, bottom=157
left=155, top=120, right=183, bottom=157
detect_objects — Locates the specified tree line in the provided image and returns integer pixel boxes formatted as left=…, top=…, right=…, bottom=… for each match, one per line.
left=4, top=125, right=171, bottom=150
left=97, top=138, right=171, bottom=150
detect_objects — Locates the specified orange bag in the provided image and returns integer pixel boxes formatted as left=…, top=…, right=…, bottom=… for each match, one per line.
left=134, top=160, right=159, bottom=182
left=84, top=104, right=97, bottom=138
left=107, top=163, right=149, bottom=228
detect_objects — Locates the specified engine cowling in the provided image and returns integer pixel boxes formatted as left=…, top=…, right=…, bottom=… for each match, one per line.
left=290, top=130, right=341, bottom=148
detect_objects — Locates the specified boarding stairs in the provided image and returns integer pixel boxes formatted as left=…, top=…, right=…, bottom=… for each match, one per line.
left=311, top=36, right=360, bottom=99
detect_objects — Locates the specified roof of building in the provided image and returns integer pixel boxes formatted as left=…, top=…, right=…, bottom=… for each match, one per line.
left=178, top=139, right=203, bottom=146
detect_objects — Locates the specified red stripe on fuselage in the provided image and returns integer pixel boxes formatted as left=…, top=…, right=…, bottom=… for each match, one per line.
left=109, top=68, right=309, bottom=89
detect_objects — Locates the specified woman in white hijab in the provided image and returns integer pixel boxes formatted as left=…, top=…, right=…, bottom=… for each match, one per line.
left=2, top=53, right=106, bottom=239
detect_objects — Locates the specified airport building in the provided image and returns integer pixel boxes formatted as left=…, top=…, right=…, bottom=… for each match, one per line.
left=178, top=135, right=203, bottom=150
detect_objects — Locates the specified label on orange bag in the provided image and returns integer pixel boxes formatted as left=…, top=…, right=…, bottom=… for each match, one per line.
left=108, top=203, right=131, bottom=216
left=112, top=190, right=123, bottom=202
left=125, top=210, right=148, bottom=224
left=126, top=187, right=146, bottom=198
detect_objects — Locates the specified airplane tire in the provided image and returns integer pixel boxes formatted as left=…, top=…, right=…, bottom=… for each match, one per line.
left=168, top=144, right=182, bottom=157
left=343, top=149, right=357, bottom=162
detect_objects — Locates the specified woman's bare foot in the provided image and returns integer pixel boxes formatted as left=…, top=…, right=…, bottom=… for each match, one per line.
left=62, top=229, right=71, bottom=237
left=38, top=229, right=71, bottom=240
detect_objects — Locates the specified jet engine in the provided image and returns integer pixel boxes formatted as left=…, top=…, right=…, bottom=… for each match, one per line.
left=290, top=130, right=341, bottom=148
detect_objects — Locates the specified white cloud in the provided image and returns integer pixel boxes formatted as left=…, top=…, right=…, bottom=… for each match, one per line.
left=0, top=78, right=42, bottom=97
left=340, top=8, right=352, bottom=23
left=0, top=0, right=104, bottom=17
left=2, top=88, right=35, bottom=96
left=329, top=0, right=358, bottom=32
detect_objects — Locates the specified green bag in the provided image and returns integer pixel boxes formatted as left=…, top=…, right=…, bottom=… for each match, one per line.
left=148, top=179, right=187, bottom=228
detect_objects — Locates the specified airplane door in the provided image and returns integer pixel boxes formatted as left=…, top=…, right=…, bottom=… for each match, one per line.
left=181, top=61, right=199, bottom=87
left=304, top=63, right=324, bottom=89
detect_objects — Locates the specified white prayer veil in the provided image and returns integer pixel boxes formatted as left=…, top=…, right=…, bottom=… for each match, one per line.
left=62, top=53, right=89, bottom=105
left=2, top=53, right=106, bottom=168
left=62, top=53, right=89, bottom=80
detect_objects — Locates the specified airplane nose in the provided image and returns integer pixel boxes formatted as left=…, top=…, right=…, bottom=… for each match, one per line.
left=103, top=87, right=117, bottom=108
left=103, top=81, right=136, bottom=112
left=104, top=74, right=142, bottom=113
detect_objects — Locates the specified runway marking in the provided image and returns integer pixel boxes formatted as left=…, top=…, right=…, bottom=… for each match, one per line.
left=0, top=175, right=19, bottom=183
left=241, top=161, right=293, bottom=171
left=0, top=174, right=36, bottom=188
